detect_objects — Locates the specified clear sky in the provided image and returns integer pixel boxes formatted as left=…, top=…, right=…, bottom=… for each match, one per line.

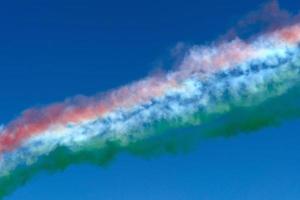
left=1, top=0, right=300, bottom=199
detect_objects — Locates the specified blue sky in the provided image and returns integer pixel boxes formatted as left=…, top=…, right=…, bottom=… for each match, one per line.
left=1, top=0, right=300, bottom=199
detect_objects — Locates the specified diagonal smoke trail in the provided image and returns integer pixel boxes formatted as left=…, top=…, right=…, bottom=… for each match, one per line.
left=1, top=1, right=300, bottom=198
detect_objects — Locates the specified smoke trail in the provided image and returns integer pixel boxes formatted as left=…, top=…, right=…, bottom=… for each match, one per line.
left=1, top=1, right=300, bottom=198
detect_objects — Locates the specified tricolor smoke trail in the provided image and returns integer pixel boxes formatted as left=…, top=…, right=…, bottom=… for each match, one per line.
left=1, top=2, right=300, bottom=198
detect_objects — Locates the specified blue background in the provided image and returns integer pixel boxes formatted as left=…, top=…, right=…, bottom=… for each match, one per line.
left=0, top=0, right=300, bottom=199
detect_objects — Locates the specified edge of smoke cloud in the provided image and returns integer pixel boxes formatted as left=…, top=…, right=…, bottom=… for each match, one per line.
left=221, top=0, right=300, bottom=41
